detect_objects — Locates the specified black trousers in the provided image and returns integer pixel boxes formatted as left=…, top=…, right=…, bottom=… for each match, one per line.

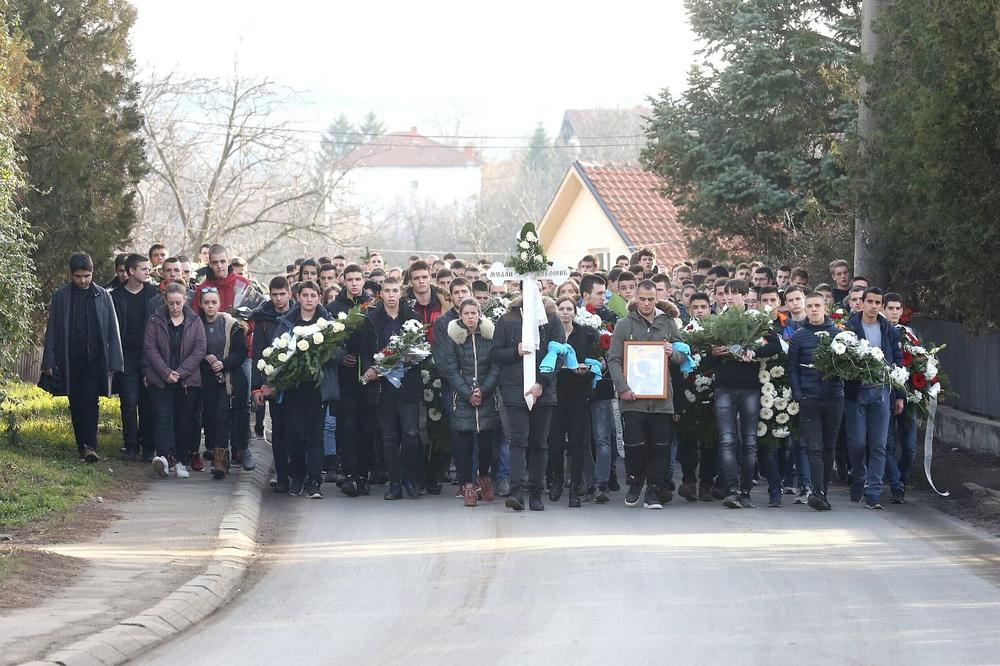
left=68, top=357, right=101, bottom=454
left=547, top=398, right=593, bottom=489
left=800, top=396, right=844, bottom=495
left=283, top=383, right=325, bottom=485
left=150, top=384, right=201, bottom=462
left=118, top=365, right=154, bottom=457
left=229, top=369, right=250, bottom=452
left=377, top=389, right=421, bottom=484
left=506, top=403, right=553, bottom=494
left=336, top=379, right=374, bottom=481
left=621, top=411, right=673, bottom=488
left=269, top=398, right=289, bottom=483
left=455, top=430, right=495, bottom=484
left=677, top=435, right=716, bottom=485
left=201, top=381, right=231, bottom=452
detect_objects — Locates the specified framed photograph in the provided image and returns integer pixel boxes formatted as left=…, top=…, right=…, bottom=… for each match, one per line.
left=623, top=341, right=668, bottom=399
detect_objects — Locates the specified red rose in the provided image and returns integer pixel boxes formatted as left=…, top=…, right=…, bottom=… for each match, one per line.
left=585, top=303, right=596, bottom=314
left=599, top=333, right=612, bottom=350
left=931, top=377, right=939, bottom=385
left=831, top=311, right=842, bottom=320
left=902, top=351, right=913, bottom=366
left=912, top=373, right=927, bottom=389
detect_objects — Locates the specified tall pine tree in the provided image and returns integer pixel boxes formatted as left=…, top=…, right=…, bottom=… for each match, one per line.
left=642, top=0, right=859, bottom=272
left=9, top=0, right=146, bottom=298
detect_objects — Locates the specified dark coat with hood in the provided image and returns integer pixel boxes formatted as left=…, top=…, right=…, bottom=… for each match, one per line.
left=42, top=282, right=125, bottom=397
left=250, top=299, right=291, bottom=390
left=440, top=317, right=501, bottom=432
left=490, top=296, right=565, bottom=409
left=328, top=289, right=373, bottom=387
left=143, top=305, right=206, bottom=389
left=276, top=304, right=342, bottom=402
left=357, top=300, right=424, bottom=404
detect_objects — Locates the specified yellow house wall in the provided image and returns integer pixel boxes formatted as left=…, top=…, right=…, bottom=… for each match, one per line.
left=546, top=188, right=627, bottom=271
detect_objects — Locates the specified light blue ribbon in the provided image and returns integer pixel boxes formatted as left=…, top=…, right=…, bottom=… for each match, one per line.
left=673, top=341, right=697, bottom=376
left=583, top=357, right=603, bottom=388
left=539, top=341, right=578, bottom=373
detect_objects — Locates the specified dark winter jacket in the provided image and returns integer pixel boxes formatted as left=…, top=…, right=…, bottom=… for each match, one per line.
left=556, top=324, right=598, bottom=405
left=704, top=317, right=782, bottom=390
left=787, top=317, right=844, bottom=401
left=845, top=312, right=903, bottom=400
left=41, top=282, right=124, bottom=397
left=404, top=286, right=450, bottom=343
left=357, top=301, right=423, bottom=404
left=490, top=297, right=565, bottom=409
left=250, top=300, right=292, bottom=390
left=608, top=300, right=685, bottom=415
left=328, top=289, right=373, bottom=387
left=199, top=312, right=248, bottom=395
left=276, top=304, right=342, bottom=402
left=440, top=318, right=501, bottom=432
left=143, top=306, right=206, bottom=389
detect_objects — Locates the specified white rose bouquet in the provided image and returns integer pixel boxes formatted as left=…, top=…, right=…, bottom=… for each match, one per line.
left=258, top=309, right=365, bottom=392
left=361, top=319, right=432, bottom=387
left=506, top=222, right=550, bottom=274
left=813, top=329, right=902, bottom=387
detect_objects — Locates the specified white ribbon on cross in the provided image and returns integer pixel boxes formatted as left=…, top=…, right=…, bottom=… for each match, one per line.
left=486, top=261, right=570, bottom=408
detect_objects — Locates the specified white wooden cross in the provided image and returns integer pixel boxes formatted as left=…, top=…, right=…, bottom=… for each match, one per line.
left=486, top=261, right=570, bottom=408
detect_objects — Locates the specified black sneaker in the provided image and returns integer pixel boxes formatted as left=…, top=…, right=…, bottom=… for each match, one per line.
left=723, top=493, right=742, bottom=509
left=273, top=480, right=289, bottom=494
left=866, top=498, right=883, bottom=510
left=739, top=492, right=755, bottom=509
left=340, top=478, right=359, bottom=497
left=288, top=478, right=304, bottom=496
left=624, top=481, right=643, bottom=507
left=358, top=479, right=371, bottom=496
left=384, top=482, right=403, bottom=500
left=607, top=473, right=620, bottom=492
left=505, top=491, right=525, bottom=511
left=643, top=487, right=663, bottom=510
left=307, top=482, right=324, bottom=499
left=890, top=488, right=905, bottom=504
left=794, top=488, right=810, bottom=504
left=594, top=484, right=610, bottom=504
left=807, top=492, right=828, bottom=511
left=658, top=485, right=674, bottom=505
left=528, top=491, right=545, bottom=511
left=548, top=485, right=563, bottom=502
left=254, top=424, right=265, bottom=438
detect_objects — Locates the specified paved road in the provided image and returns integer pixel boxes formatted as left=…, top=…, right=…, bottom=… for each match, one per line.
left=136, top=487, right=1000, bottom=665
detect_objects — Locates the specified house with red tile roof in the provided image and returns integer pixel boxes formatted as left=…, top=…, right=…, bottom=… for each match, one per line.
left=537, top=161, right=689, bottom=271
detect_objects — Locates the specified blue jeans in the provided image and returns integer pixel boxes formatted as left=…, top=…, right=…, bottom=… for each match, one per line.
left=715, top=387, right=761, bottom=493
left=591, top=399, right=616, bottom=485
left=885, top=409, right=918, bottom=490
left=324, top=412, right=337, bottom=456
left=846, top=386, right=891, bottom=501
left=782, top=436, right=811, bottom=489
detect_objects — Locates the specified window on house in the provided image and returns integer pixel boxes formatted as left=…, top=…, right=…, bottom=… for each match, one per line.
left=589, top=248, right=611, bottom=271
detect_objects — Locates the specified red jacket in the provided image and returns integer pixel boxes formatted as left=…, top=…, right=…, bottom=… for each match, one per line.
left=192, top=271, right=252, bottom=312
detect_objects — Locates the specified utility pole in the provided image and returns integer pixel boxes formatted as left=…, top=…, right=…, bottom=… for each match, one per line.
left=854, top=0, right=891, bottom=287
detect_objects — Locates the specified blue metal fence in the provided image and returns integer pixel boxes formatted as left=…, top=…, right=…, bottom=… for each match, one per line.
left=911, top=317, right=1000, bottom=420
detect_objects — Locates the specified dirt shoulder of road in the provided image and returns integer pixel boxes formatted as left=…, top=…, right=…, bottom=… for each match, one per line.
left=909, top=439, right=1000, bottom=538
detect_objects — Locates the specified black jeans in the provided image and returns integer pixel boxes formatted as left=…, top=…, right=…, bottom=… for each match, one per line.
left=621, top=411, right=672, bottom=488
left=201, top=381, right=231, bottom=452
left=118, top=368, right=154, bottom=457
left=68, top=357, right=101, bottom=454
left=150, top=384, right=201, bottom=462
left=715, top=388, right=761, bottom=493
left=377, top=389, right=421, bottom=484
left=455, top=430, right=495, bottom=484
left=547, top=398, right=593, bottom=489
left=283, top=383, right=325, bottom=485
left=800, top=396, right=844, bottom=495
left=677, top=435, right=716, bottom=485
left=229, top=369, right=250, bottom=452
left=269, top=398, right=289, bottom=484
left=506, top=404, right=554, bottom=494
left=336, top=379, right=373, bottom=481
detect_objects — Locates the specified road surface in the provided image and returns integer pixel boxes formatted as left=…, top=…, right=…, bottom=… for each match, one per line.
left=136, top=487, right=1000, bottom=665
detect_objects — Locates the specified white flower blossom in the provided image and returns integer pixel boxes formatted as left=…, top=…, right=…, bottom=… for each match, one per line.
left=760, top=407, right=774, bottom=420
left=760, top=394, right=775, bottom=409
left=830, top=341, right=847, bottom=355
left=519, top=240, right=530, bottom=249
left=421, top=370, right=431, bottom=383
left=815, top=330, right=830, bottom=338
left=262, top=347, right=273, bottom=358
left=292, top=326, right=304, bottom=336
left=757, top=422, right=768, bottom=437
left=256, top=359, right=267, bottom=370
left=278, top=353, right=288, bottom=363
left=770, top=365, right=785, bottom=379
left=782, top=387, right=792, bottom=400
left=520, top=251, right=528, bottom=261
left=761, top=382, right=776, bottom=396
left=264, top=364, right=275, bottom=376
left=337, top=312, right=348, bottom=321
left=423, top=389, right=434, bottom=402
left=928, top=383, right=942, bottom=398
left=524, top=231, right=537, bottom=242
left=772, top=427, right=790, bottom=438
left=926, top=359, right=938, bottom=381
left=274, top=338, right=287, bottom=349
left=432, top=379, right=441, bottom=388
left=316, top=318, right=331, bottom=329
left=312, top=332, right=324, bottom=345
left=428, top=407, right=443, bottom=421
left=758, top=370, right=772, bottom=383
left=786, top=401, right=800, bottom=415
left=332, top=321, right=345, bottom=333
left=869, top=347, right=884, bottom=361
left=297, top=339, right=310, bottom=351
left=685, top=390, right=697, bottom=403
left=889, top=366, right=910, bottom=386
left=775, top=412, right=790, bottom=425
left=774, top=398, right=788, bottom=412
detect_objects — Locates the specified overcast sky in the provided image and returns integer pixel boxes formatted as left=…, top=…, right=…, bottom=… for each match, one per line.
left=129, top=0, right=698, bottom=148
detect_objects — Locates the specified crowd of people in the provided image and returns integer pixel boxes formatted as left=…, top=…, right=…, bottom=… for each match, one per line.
left=41, top=243, right=921, bottom=512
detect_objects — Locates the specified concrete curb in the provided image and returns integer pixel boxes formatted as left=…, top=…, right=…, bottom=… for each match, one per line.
left=21, top=443, right=273, bottom=666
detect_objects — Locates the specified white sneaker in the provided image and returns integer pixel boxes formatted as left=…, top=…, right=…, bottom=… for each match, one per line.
left=175, top=462, right=190, bottom=478
left=152, top=456, right=169, bottom=478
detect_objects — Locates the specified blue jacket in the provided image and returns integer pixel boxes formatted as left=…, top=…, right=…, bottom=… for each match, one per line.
left=787, top=318, right=844, bottom=401
left=844, top=312, right=902, bottom=400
